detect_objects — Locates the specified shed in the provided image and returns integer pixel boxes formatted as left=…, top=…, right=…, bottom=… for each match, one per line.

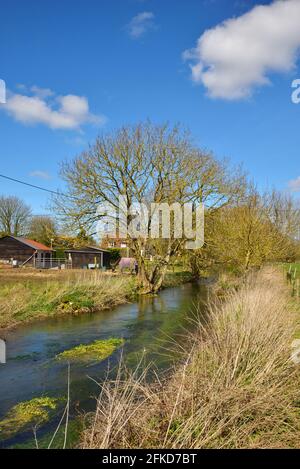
left=0, top=235, right=54, bottom=267
left=64, top=246, right=111, bottom=269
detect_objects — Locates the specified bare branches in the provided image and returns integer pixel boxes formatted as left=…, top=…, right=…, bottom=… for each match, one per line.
left=0, top=195, right=31, bottom=236
left=55, top=121, right=246, bottom=291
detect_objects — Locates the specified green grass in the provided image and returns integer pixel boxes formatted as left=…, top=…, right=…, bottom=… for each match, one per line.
left=0, top=272, right=136, bottom=329
left=56, top=338, right=125, bottom=362
left=163, top=270, right=193, bottom=288
left=281, top=262, right=300, bottom=278
left=277, top=262, right=300, bottom=340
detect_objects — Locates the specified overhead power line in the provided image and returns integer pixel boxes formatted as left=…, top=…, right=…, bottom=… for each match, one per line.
left=0, top=173, right=79, bottom=200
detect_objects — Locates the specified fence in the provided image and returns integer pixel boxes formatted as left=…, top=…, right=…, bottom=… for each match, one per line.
left=285, top=265, right=300, bottom=297
left=34, top=258, right=72, bottom=270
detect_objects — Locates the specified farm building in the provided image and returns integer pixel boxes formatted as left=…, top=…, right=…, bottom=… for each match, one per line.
left=0, top=235, right=54, bottom=267
left=64, top=246, right=111, bottom=269
left=0, top=236, right=111, bottom=270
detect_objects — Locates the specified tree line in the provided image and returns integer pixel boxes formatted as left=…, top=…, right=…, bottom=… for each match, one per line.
left=0, top=196, right=93, bottom=253
left=1, top=121, right=299, bottom=291
left=55, top=121, right=300, bottom=292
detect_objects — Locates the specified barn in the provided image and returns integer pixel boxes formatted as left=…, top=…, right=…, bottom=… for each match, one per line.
left=0, top=235, right=54, bottom=267
left=64, top=246, right=111, bottom=269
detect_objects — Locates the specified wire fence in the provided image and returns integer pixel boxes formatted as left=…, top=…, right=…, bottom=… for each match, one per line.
left=34, top=258, right=72, bottom=269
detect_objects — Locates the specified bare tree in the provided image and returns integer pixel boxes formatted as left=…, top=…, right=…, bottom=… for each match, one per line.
left=0, top=196, right=31, bottom=236
left=266, top=189, right=300, bottom=240
left=56, top=122, right=245, bottom=292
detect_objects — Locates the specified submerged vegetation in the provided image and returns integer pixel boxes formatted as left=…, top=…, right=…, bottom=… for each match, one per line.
left=82, top=268, right=300, bottom=449
left=56, top=338, right=125, bottom=362
left=0, top=397, right=61, bottom=439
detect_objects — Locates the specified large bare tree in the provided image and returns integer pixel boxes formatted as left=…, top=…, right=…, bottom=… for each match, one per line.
left=56, top=122, right=245, bottom=292
left=0, top=195, right=31, bottom=236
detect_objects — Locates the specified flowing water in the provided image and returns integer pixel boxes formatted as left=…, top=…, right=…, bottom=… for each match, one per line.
left=0, top=282, right=208, bottom=447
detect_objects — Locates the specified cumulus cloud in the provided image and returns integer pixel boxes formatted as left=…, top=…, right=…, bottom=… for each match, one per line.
left=288, top=176, right=300, bottom=192
left=184, top=0, right=300, bottom=99
left=127, top=11, right=155, bottom=38
left=3, top=87, right=106, bottom=130
left=29, top=170, right=51, bottom=180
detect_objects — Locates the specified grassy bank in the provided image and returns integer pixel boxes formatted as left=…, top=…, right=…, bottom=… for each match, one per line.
left=81, top=268, right=300, bottom=449
left=0, top=269, right=193, bottom=330
left=0, top=271, right=136, bottom=330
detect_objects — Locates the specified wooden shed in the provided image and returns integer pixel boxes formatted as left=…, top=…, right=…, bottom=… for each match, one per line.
left=0, top=235, right=54, bottom=267
left=64, top=246, right=111, bottom=269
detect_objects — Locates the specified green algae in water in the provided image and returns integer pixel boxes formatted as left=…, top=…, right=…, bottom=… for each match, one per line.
left=0, top=397, right=62, bottom=438
left=10, top=418, right=83, bottom=449
left=56, top=338, right=124, bottom=362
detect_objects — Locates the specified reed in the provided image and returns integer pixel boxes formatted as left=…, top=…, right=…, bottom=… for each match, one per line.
left=82, top=268, right=300, bottom=449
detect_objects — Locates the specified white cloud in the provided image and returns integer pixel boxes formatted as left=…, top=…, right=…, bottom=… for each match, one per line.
left=184, top=0, right=300, bottom=99
left=3, top=87, right=107, bottom=130
left=29, top=170, right=52, bottom=180
left=127, top=11, right=155, bottom=38
left=288, top=176, right=300, bottom=192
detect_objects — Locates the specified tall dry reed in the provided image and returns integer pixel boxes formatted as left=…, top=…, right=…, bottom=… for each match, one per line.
left=82, top=268, right=300, bottom=449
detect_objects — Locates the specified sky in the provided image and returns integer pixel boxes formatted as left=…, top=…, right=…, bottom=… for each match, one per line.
left=0, top=0, right=300, bottom=214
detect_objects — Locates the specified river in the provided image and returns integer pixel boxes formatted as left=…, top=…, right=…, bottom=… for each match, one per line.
left=0, top=282, right=208, bottom=448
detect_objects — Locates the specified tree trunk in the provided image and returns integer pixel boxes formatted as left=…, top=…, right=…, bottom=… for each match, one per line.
left=132, top=239, right=181, bottom=294
left=244, top=250, right=251, bottom=271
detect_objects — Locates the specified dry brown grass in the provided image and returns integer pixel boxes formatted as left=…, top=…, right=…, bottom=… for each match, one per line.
left=81, top=268, right=300, bottom=449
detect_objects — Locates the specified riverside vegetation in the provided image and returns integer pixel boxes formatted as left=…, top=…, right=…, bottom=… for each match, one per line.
left=0, top=268, right=192, bottom=330
left=0, top=271, right=136, bottom=330
left=0, top=397, right=63, bottom=439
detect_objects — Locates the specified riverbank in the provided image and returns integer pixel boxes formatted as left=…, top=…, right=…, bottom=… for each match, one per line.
left=0, top=279, right=204, bottom=448
left=81, top=267, right=300, bottom=449
left=0, top=269, right=193, bottom=331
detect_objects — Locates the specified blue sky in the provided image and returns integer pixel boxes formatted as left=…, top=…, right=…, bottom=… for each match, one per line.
left=0, top=0, right=300, bottom=213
